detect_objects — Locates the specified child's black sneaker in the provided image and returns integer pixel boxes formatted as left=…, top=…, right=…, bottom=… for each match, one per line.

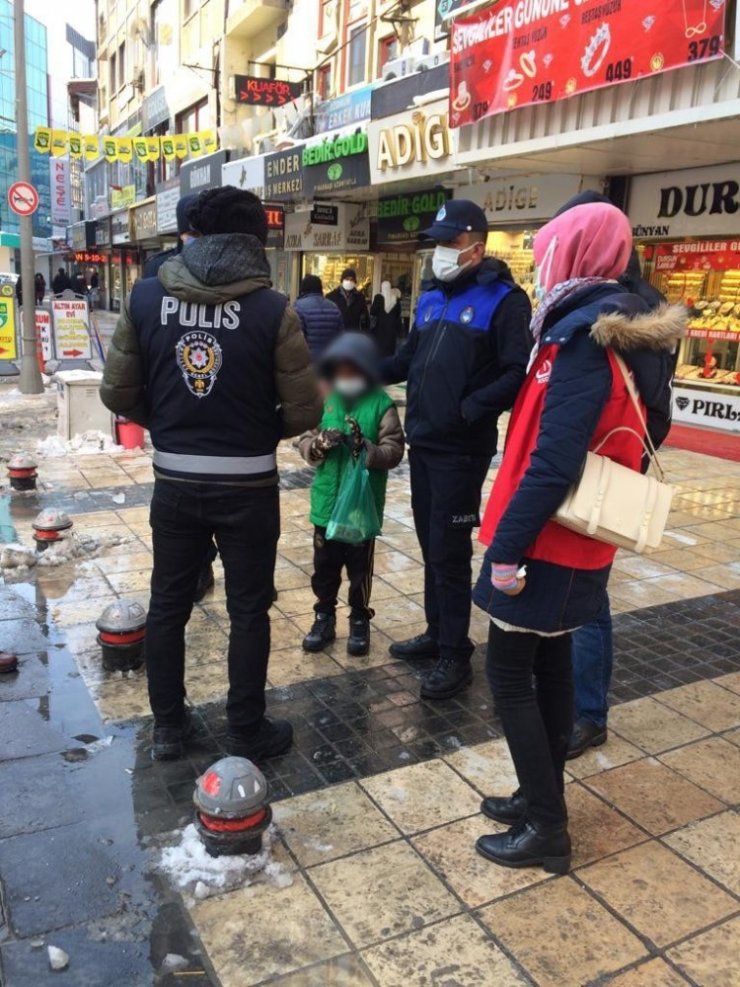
left=347, top=614, right=370, bottom=656
left=302, top=612, right=336, bottom=652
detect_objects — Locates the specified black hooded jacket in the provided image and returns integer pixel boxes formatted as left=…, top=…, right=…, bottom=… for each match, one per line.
left=382, top=258, right=532, bottom=456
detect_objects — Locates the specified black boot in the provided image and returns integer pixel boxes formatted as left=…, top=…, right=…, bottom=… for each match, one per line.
left=481, top=790, right=527, bottom=825
left=302, top=612, right=336, bottom=653
left=347, top=614, right=370, bottom=657
left=389, top=632, right=439, bottom=661
left=226, top=717, right=293, bottom=761
left=151, top=708, right=193, bottom=762
left=420, top=657, right=472, bottom=700
left=567, top=719, right=608, bottom=760
left=193, top=563, right=215, bottom=604
left=476, top=819, right=571, bottom=874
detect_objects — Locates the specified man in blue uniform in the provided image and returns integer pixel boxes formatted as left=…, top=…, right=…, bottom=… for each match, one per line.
left=383, top=200, right=532, bottom=700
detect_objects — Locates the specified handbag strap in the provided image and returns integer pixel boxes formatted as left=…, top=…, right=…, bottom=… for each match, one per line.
left=611, top=352, right=666, bottom=483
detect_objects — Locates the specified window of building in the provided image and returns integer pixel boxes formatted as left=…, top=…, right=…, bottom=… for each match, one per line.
left=117, top=41, right=126, bottom=88
left=318, top=0, right=335, bottom=36
left=176, top=96, right=209, bottom=135
left=109, top=50, right=117, bottom=92
left=377, top=34, right=399, bottom=75
left=347, top=24, right=366, bottom=87
left=317, top=63, right=333, bottom=100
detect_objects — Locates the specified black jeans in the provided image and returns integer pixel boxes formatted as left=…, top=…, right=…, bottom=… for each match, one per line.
left=311, top=526, right=375, bottom=619
left=409, top=447, right=490, bottom=662
left=486, top=622, right=573, bottom=828
left=146, top=479, right=279, bottom=730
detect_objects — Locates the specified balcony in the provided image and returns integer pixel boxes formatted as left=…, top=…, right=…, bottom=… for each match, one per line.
left=226, top=0, right=288, bottom=39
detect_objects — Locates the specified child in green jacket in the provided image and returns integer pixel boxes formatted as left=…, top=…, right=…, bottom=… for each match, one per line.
left=298, top=333, right=404, bottom=656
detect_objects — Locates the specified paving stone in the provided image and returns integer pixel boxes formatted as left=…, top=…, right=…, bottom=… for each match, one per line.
left=0, top=700, right=69, bottom=761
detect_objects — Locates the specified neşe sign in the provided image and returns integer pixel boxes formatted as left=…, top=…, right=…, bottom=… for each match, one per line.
left=449, top=0, right=725, bottom=128
left=234, top=75, right=303, bottom=106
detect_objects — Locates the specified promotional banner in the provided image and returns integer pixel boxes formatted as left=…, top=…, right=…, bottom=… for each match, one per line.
left=0, top=287, right=17, bottom=362
left=449, top=0, right=726, bottom=128
left=35, top=308, right=53, bottom=363
left=376, top=189, right=451, bottom=245
left=302, top=132, right=370, bottom=196
left=51, top=296, right=93, bottom=362
left=34, top=128, right=217, bottom=163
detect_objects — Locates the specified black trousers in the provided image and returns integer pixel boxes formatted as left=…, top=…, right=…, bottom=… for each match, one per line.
left=146, top=478, right=279, bottom=729
left=486, top=622, right=573, bottom=828
left=409, top=447, right=490, bottom=662
left=311, top=526, right=375, bottom=619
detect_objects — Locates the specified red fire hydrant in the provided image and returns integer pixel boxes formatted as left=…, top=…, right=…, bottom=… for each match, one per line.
left=193, top=757, right=271, bottom=857
left=7, top=453, right=38, bottom=491
left=32, top=509, right=72, bottom=551
left=95, top=600, right=146, bottom=672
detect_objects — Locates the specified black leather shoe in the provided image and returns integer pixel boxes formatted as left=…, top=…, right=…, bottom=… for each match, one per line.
left=481, top=790, right=527, bottom=825
left=226, top=717, right=294, bottom=761
left=193, top=564, right=215, bottom=604
left=389, top=633, right=439, bottom=661
left=420, top=657, right=473, bottom=700
left=302, top=612, right=336, bottom=652
left=476, top=819, right=571, bottom=874
left=347, top=615, right=370, bottom=657
left=151, top=708, right=193, bottom=762
left=567, top=719, right=608, bottom=760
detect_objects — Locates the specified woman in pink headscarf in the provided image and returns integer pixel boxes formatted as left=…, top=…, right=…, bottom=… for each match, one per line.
left=471, top=202, right=685, bottom=874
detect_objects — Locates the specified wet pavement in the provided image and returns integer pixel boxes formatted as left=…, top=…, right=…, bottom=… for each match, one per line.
left=0, top=381, right=739, bottom=986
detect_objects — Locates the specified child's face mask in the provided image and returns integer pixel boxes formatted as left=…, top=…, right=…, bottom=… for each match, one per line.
left=334, top=377, right=367, bottom=398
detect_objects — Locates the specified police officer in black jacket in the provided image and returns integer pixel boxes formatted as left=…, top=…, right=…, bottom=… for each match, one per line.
left=383, top=200, right=532, bottom=700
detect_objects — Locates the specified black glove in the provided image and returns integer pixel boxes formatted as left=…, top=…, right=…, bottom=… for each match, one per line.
left=345, top=417, right=365, bottom=459
left=309, top=428, right=343, bottom=460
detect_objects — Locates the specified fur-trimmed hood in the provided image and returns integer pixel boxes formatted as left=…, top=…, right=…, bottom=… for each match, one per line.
left=590, top=302, right=686, bottom=352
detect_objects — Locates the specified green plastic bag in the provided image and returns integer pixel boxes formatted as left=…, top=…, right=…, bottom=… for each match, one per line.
left=326, top=449, right=381, bottom=545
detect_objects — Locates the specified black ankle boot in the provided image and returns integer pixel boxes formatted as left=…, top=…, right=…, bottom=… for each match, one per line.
left=481, top=790, right=527, bottom=825
left=420, top=657, right=472, bottom=700
left=388, top=632, right=439, bottom=661
left=347, top=614, right=370, bottom=656
left=476, top=819, right=571, bottom=874
left=567, top=719, right=608, bottom=760
left=302, top=612, right=336, bottom=652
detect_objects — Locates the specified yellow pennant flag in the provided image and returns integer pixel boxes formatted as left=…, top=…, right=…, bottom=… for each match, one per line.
left=34, top=126, right=52, bottom=154
left=173, top=135, right=189, bottom=160
left=50, top=130, right=69, bottom=157
left=201, top=129, right=218, bottom=155
left=133, top=137, right=149, bottom=163
left=68, top=133, right=82, bottom=158
left=117, top=138, right=134, bottom=164
left=146, top=136, right=160, bottom=161
left=188, top=132, right=203, bottom=157
left=83, top=135, right=100, bottom=161
left=103, top=137, right=119, bottom=163
left=160, top=136, right=176, bottom=161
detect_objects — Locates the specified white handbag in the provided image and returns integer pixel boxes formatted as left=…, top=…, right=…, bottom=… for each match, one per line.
left=554, top=354, right=674, bottom=554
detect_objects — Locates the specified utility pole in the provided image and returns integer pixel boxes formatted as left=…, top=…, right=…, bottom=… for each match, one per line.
left=14, top=0, right=43, bottom=394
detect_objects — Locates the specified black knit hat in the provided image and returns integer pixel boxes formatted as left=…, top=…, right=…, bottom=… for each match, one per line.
left=341, top=268, right=357, bottom=282
left=187, top=186, right=269, bottom=244
left=300, top=274, right=323, bottom=295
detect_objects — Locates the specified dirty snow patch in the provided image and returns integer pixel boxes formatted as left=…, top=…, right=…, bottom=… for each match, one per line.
left=47, top=946, right=69, bottom=971
left=37, top=431, right=124, bottom=458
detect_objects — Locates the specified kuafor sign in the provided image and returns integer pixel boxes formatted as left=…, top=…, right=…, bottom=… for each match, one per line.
left=449, top=0, right=725, bottom=128
left=367, top=102, right=457, bottom=185
left=51, top=297, right=92, bottom=362
left=673, top=385, right=740, bottom=433
left=629, top=164, right=740, bottom=239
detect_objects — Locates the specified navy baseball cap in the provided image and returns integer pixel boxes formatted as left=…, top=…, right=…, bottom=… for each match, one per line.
left=420, top=199, right=489, bottom=240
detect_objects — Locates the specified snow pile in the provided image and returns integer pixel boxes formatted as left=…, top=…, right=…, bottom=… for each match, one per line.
left=0, top=531, right=134, bottom=576
left=47, top=946, right=69, bottom=971
left=37, top=431, right=125, bottom=458
left=156, top=823, right=293, bottom=904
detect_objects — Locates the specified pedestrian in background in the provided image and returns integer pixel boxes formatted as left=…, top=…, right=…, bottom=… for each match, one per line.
left=473, top=202, right=685, bottom=874
left=369, top=281, right=403, bottom=357
left=143, top=194, right=200, bottom=279
left=34, top=273, right=46, bottom=305
left=382, top=200, right=531, bottom=701
left=52, top=267, right=71, bottom=294
left=294, top=274, right=344, bottom=361
left=327, top=268, right=369, bottom=332
left=101, top=186, right=322, bottom=762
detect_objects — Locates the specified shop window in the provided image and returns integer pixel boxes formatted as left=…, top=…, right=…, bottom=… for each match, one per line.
left=347, top=24, right=367, bottom=87
left=317, top=63, right=333, bottom=100
left=377, top=34, right=399, bottom=76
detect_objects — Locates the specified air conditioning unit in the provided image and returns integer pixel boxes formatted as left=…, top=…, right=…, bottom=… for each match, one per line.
left=382, top=55, right=416, bottom=82
left=415, top=50, right=449, bottom=72
left=132, top=67, right=145, bottom=91
left=406, top=38, right=431, bottom=57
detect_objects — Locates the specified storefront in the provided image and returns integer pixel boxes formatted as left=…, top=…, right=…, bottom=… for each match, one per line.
left=180, top=150, right=228, bottom=197
left=128, top=197, right=160, bottom=271
left=155, top=176, right=180, bottom=252
left=109, top=210, right=140, bottom=312
left=629, top=164, right=740, bottom=433
left=285, top=203, right=371, bottom=297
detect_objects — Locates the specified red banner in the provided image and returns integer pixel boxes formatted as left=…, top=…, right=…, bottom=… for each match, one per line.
left=449, top=0, right=726, bottom=128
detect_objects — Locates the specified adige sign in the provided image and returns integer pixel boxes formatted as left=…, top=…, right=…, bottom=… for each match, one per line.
left=449, top=0, right=725, bottom=128
left=368, top=105, right=456, bottom=184
left=52, top=297, right=92, bottom=361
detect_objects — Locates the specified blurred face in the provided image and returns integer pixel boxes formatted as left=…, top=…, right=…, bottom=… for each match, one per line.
left=332, top=360, right=369, bottom=399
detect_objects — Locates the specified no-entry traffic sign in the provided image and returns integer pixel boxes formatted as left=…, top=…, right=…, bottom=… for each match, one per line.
left=8, top=181, right=39, bottom=217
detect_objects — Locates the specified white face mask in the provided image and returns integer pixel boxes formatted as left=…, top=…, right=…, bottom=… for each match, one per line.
left=334, top=377, right=367, bottom=398
left=432, top=245, right=475, bottom=283
left=342, top=279, right=356, bottom=292
left=534, top=235, right=558, bottom=302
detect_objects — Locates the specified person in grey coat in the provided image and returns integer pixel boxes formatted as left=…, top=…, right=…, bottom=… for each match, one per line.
left=294, top=275, right=344, bottom=361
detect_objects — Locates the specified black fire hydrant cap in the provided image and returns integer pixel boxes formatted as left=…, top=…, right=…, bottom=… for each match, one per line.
left=193, top=757, right=269, bottom=819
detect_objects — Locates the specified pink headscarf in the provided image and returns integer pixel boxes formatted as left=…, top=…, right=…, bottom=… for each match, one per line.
left=534, top=202, right=633, bottom=292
